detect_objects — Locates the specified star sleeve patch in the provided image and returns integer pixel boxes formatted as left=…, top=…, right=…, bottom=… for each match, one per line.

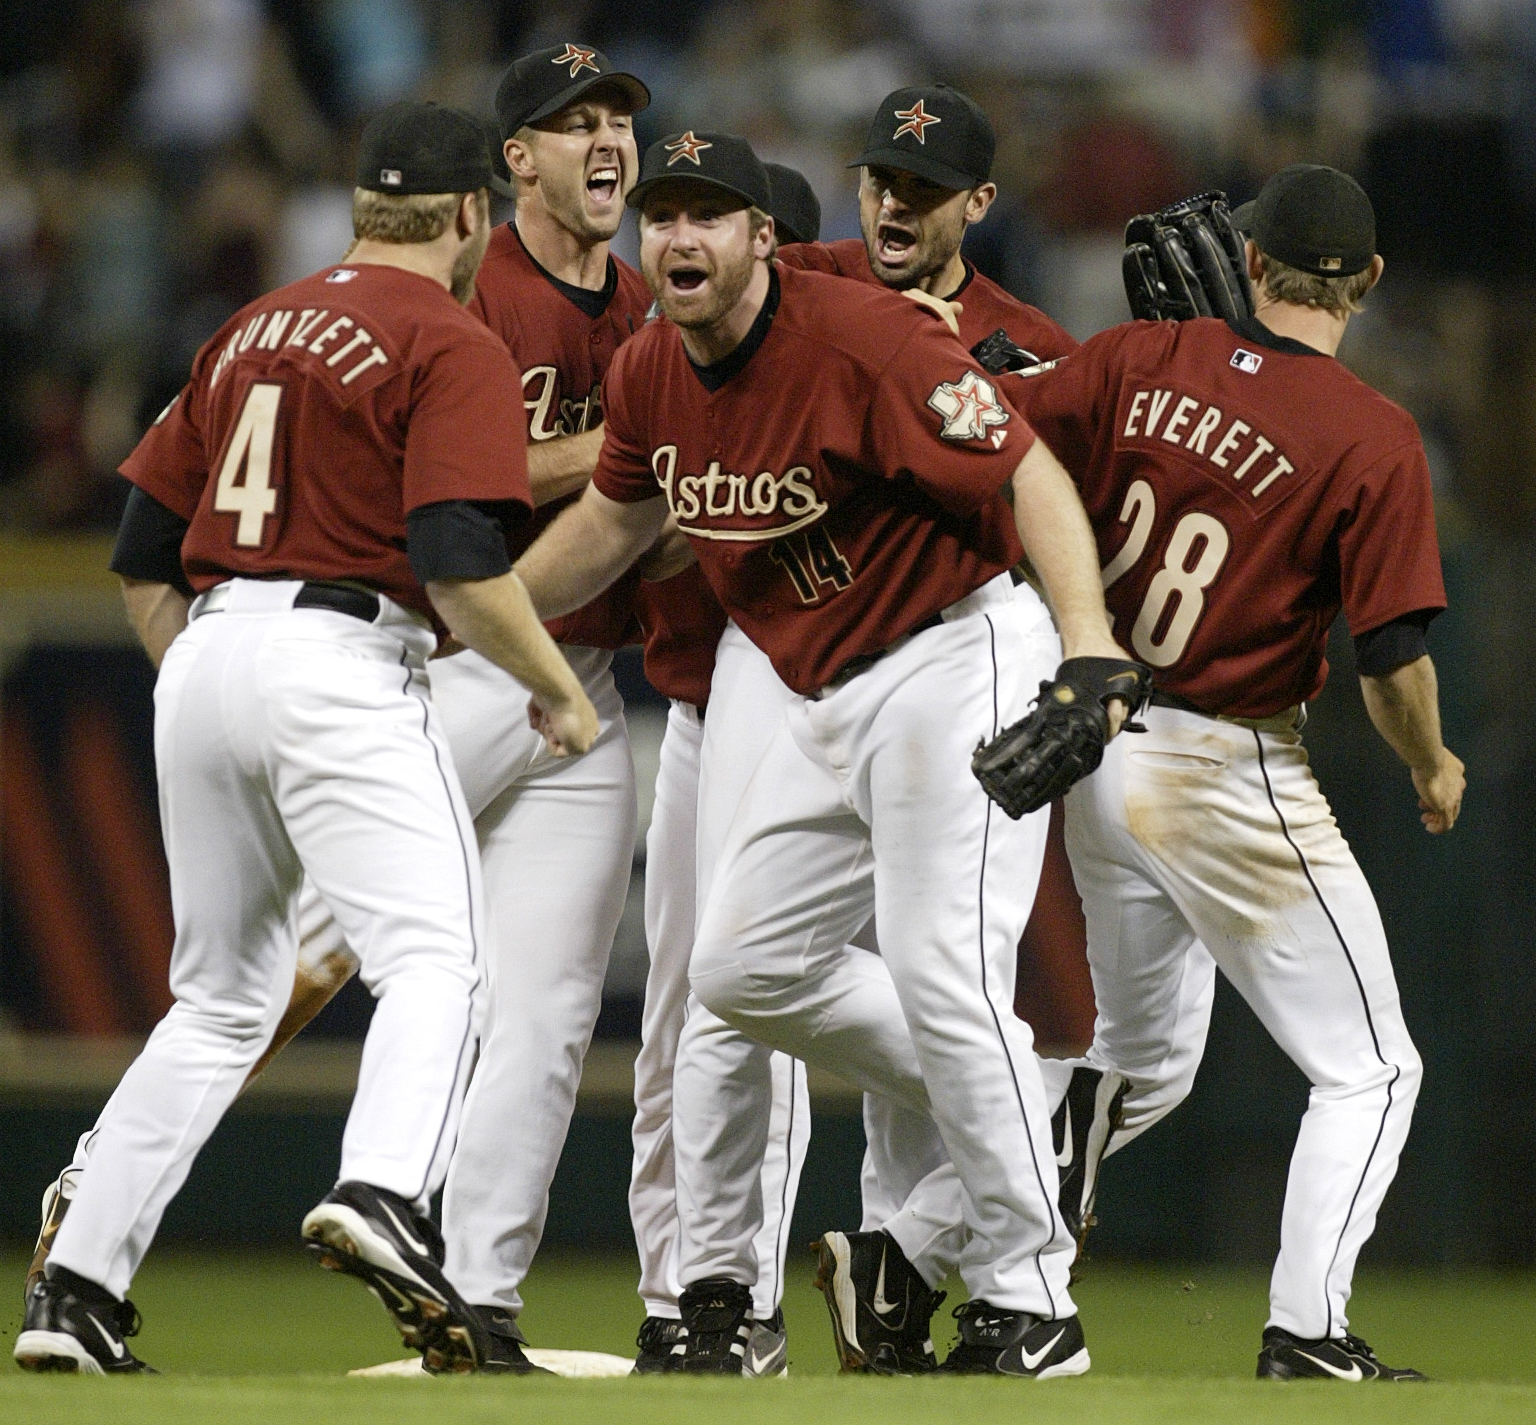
left=927, top=370, right=1010, bottom=448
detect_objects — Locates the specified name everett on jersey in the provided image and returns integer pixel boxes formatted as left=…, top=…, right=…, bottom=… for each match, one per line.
left=1120, top=385, right=1297, bottom=501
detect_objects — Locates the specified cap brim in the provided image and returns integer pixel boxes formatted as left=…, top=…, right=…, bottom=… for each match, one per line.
left=627, top=172, right=762, bottom=212
left=1230, top=200, right=1256, bottom=232
left=521, top=72, right=651, bottom=131
left=849, top=146, right=980, bottom=190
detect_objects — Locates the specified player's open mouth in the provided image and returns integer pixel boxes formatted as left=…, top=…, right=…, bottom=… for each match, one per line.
left=587, top=168, right=619, bottom=204
left=666, top=266, right=707, bottom=293
left=876, top=223, right=918, bottom=264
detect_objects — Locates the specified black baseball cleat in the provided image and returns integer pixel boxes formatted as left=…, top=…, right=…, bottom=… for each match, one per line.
left=302, top=1180, right=490, bottom=1374
left=1052, top=1066, right=1128, bottom=1258
left=940, top=1300, right=1090, bottom=1377
left=14, top=1268, right=155, bottom=1374
left=744, top=1308, right=788, bottom=1378
left=1257, top=1327, right=1427, bottom=1382
left=634, top=1315, right=686, bottom=1374
left=25, top=1169, right=77, bottom=1301
left=675, top=1277, right=755, bottom=1375
left=473, top=1304, right=551, bottom=1375
left=812, top=1230, right=945, bottom=1374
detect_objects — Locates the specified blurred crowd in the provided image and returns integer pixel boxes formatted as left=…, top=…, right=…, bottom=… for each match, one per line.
left=2, top=0, right=1535, bottom=542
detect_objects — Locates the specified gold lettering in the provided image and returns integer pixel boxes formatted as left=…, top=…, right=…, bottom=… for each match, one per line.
left=1124, top=390, right=1148, bottom=438
left=1185, top=405, right=1223, bottom=454
left=257, top=310, right=293, bottom=349
left=1208, top=418, right=1250, bottom=469
left=778, top=466, right=821, bottom=518
left=238, top=313, right=267, bottom=352
left=209, top=332, right=240, bottom=389
left=1231, top=433, right=1275, bottom=483
left=339, top=346, right=388, bottom=385
left=287, top=309, right=326, bottom=347
left=702, top=462, right=733, bottom=517
left=522, top=367, right=560, bottom=441
left=309, top=315, right=354, bottom=356
left=746, top=471, right=777, bottom=515
left=726, top=472, right=750, bottom=516
left=1143, top=389, right=1174, bottom=438
left=1251, top=454, right=1296, bottom=497
left=326, top=327, right=373, bottom=367
left=675, top=475, right=703, bottom=521
left=651, top=445, right=679, bottom=506
left=1160, top=395, right=1200, bottom=445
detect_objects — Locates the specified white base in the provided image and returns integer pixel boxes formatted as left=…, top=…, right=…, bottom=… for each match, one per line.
left=348, top=1348, right=635, bottom=1379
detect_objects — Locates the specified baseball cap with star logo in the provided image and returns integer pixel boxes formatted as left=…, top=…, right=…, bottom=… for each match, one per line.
left=627, top=131, right=772, bottom=213
left=849, top=84, right=996, bottom=191
left=493, top=44, right=650, bottom=141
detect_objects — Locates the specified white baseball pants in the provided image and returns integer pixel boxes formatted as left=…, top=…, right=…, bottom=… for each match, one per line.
left=48, top=580, right=484, bottom=1299
left=433, top=646, right=636, bottom=1315
left=1064, top=705, right=1423, bottom=1339
left=633, top=686, right=814, bottom=1321
left=680, top=575, right=1075, bottom=1315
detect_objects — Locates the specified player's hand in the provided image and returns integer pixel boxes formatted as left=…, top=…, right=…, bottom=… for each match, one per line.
left=900, top=288, right=963, bottom=337
left=528, top=690, right=600, bottom=758
left=1061, top=633, right=1137, bottom=737
left=1411, top=747, right=1465, bottom=834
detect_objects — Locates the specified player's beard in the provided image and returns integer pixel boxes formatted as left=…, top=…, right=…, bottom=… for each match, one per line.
left=863, top=204, right=967, bottom=291
left=450, top=221, right=490, bottom=305
left=647, top=244, right=756, bottom=331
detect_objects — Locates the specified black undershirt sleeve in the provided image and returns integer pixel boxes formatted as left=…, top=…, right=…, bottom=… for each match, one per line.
left=109, top=486, right=194, bottom=596
left=1353, top=608, right=1437, bottom=677
left=406, top=499, right=525, bottom=585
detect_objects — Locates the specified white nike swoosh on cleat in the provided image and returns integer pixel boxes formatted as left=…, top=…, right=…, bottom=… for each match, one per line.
left=1017, top=1328, right=1065, bottom=1372
left=872, top=1244, right=899, bottom=1317
left=1295, top=1350, right=1364, bottom=1381
left=1056, top=1102, right=1074, bottom=1168
left=379, top=1201, right=431, bottom=1258
left=747, top=1339, right=785, bottom=1376
left=86, top=1312, right=126, bottom=1359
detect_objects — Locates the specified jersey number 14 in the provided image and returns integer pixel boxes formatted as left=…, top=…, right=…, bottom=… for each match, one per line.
left=1101, top=479, right=1230, bottom=668
left=213, top=383, right=282, bottom=547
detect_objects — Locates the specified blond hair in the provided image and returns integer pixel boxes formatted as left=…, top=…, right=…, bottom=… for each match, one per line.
left=1254, top=248, right=1374, bottom=316
left=351, top=188, right=465, bottom=244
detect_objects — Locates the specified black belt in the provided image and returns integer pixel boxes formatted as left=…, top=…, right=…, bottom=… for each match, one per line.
left=293, top=582, right=381, bottom=622
left=823, top=612, right=944, bottom=690
left=1149, top=689, right=1208, bottom=716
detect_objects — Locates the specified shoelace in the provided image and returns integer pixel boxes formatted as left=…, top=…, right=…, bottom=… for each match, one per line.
left=1340, top=1334, right=1379, bottom=1361
left=636, top=1317, right=683, bottom=1351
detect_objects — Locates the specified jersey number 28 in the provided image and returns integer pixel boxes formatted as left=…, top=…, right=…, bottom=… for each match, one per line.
left=213, top=382, right=282, bottom=547
left=1101, top=479, right=1230, bottom=668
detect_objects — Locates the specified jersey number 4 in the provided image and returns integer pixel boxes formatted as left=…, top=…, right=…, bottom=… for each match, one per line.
left=771, top=526, right=853, bottom=604
left=213, top=383, right=282, bottom=547
left=1101, top=479, right=1230, bottom=668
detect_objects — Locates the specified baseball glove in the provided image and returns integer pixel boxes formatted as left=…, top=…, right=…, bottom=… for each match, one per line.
left=970, top=328, right=1060, bottom=378
left=1123, top=191, right=1254, bottom=324
left=972, top=657, right=1154, bottom=820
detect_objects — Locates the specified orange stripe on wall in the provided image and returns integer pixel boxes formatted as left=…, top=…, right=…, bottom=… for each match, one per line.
left=1015, top=801, right=1096, bottom=1051
left=1, top=706, right=127, bottom=1034
left=63, top=702, right=175, bottom=1023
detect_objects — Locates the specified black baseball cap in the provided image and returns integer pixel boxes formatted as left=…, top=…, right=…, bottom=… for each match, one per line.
left=494, top=44, right=649, bottom=139
left=1232, top=165, right=1376, bottom=277
left=356, top=101, right=493, bottom=195
left=849, top=84, right=995, bottom=191
left=627, top=132, right=771, bottom=212
left=765, top=163, right=821, bottom=244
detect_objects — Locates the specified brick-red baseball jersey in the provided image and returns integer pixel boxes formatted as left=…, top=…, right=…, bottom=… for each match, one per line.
left=1013, top=315, right=1445, bottom=718
left=632, top=566, right=728, bottom=709
left=777, top=238, right=1077, bottom=363
left=593, top=266, right=1032, bottom=695
left=119, top=263, right=530, bottom=621
left=470, top=222, right=651, bottom=646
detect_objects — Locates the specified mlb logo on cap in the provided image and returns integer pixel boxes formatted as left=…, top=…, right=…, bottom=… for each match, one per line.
left=1231, top=349, right=1263, bottom=374
left=1318, top=256, right=1342, bottom=271
left=380, top=169, right=402, bottom=187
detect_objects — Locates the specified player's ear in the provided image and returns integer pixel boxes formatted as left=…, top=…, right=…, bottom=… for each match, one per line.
left=1365, top=254, right=1384, bottom=291
left=751, top=213, right=776, bottom=259
left=504, top=134, right=537, bottom=184
left=456, top=191, right=481, bottom=240
left=1245, top=238, right=1264, bottom=286
left=965, top=182, right=998, bottom=226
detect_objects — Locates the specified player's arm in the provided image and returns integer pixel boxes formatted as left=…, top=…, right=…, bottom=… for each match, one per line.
left=110, top=485, right=195, bottom=668
left=514, top=484, right=671, bottom=620
left=1359, top=653, right=1464, bottom=833
left=527, top=425, right=605, bottom=507
left=1006, top=440, right=1126, bottom=664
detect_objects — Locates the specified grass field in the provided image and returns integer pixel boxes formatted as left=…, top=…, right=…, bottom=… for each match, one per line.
left=2, top=1247, right=1533, bottom=1423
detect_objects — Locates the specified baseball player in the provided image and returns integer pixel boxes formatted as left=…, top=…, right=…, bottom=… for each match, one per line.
left=14, top=103, right=598, bottom=1376
left=1000, top=165, right=1464, bottom=1380
left=513, top=132, right=1136, bottom=1375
